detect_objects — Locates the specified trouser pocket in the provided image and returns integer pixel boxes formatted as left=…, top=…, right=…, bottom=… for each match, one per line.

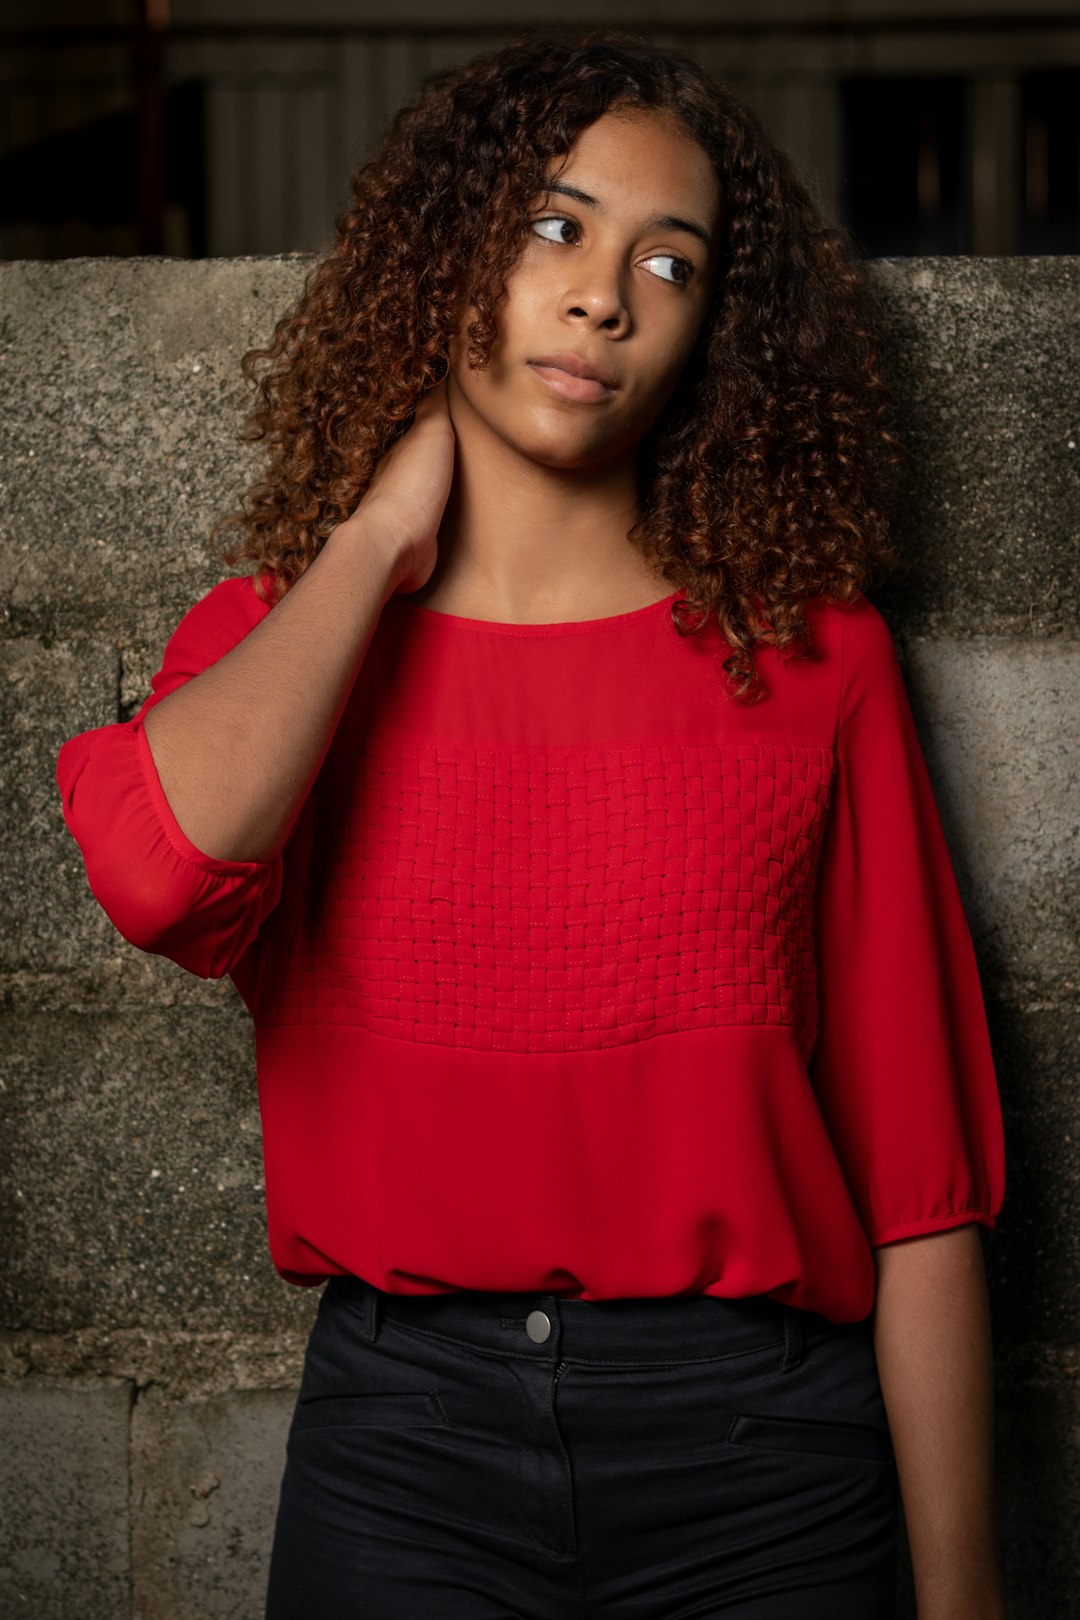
left=724, top=1407, right=896, bottom=1466
left=718, top=1316, right=896, bottom=1471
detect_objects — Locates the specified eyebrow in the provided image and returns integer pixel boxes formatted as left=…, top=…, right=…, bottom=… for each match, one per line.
left=539, top=179, right=714, bottom=254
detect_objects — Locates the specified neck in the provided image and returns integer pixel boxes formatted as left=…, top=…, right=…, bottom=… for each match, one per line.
left=414, top=392, right=669, bottom=622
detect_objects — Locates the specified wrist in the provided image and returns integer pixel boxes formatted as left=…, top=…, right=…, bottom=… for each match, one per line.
left=915, top=1571, right=1007, bottom=1620
left=326, top=512, right=410, bottom=596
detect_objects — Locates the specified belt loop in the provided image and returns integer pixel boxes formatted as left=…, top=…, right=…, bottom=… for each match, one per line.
left=781, top=1304, right=804, bottom=1372
left=359, top=1277, right=382, bottom=1344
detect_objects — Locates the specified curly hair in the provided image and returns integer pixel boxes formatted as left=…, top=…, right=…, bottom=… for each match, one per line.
left=213, top=25, right=905, bottom=700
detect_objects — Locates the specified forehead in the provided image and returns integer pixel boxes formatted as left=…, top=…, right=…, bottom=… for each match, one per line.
left=547, top=109, right=720, bottom=218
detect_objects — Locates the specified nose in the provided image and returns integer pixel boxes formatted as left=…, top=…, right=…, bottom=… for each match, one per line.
left=559, top=254, right=630, bottom=333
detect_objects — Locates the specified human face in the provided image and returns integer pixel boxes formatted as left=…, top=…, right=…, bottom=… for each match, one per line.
left=445, top=108, right=722, bottom=470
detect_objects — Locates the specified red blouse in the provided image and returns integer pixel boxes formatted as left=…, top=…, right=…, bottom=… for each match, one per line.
left=56, top=576, right=1006, bottom=1322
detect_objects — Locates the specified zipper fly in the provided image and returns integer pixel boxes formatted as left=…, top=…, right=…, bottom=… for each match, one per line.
left=554, top=1359, right=568, bottom=1381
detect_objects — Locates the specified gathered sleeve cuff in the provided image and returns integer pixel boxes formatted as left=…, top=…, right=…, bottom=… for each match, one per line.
left=56, top=575, right=282, bottom=980
left=808, top=596, right=1007, bottom=1247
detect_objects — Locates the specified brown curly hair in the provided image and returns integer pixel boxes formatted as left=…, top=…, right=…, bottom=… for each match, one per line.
left=213, top=24, right=905, bottom=701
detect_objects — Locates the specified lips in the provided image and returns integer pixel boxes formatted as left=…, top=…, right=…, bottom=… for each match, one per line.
left=527, top=351, right=619, bottom=405
left=528, top=351, right=618, bottom=389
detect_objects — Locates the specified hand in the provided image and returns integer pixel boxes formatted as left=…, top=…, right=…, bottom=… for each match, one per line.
left=337, top=375, right=456, bottom=596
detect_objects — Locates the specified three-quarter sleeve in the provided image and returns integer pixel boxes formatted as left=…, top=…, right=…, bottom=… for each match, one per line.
left=56, top=575, right=282, bottom=981
left=808, top=595, right=1006, bottom=1247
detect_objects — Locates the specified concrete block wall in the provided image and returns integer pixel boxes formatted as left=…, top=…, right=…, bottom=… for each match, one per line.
left=1, top=256, right=1077, bottom=1617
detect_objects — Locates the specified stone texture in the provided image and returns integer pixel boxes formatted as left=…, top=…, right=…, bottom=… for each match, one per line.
left=0, top=632, right=234, bottom=1014
left=1, top=638, right=119, bottom=976
left=870, top=257, right=1080, bottom=636
left=0, top=1376, right=132, bottom=1620
left=131, top=1387, right=294, bottom=1620
left=0, top=1325, right=310, bottom=1401
left=0, top=1006, right=318, bottom=1338
left=988, top=1003, right=1080, bottom=1347
left=900, top=635, right=1080, bottom=989
left=994, top=1363, right=1080, bottom=1617
left=0, top=258, right=305, bottom=645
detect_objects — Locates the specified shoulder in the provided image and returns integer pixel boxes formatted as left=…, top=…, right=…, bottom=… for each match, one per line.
left=144, top=573, right=273, bottom=709
left=161, top=573, right=273, bottom=667
left=795, top=593, right=906, bottom=741
left=804, top=591, right=900, bottom=681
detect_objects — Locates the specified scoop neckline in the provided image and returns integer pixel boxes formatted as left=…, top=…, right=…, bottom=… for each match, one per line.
left=388, top=586, right=684, bottom=634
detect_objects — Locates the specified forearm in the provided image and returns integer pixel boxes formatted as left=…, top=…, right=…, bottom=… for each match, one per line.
left=143, top=518, right=402, bottom=863
left=871, top=1224, right=1006, bottom=1620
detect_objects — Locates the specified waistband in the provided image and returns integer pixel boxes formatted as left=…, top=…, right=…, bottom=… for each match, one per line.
left=325, top=1275, right=852, bottom=1369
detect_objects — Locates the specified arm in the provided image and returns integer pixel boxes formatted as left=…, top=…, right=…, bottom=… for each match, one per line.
left=872, top=1224, right=1006, bottom=1620
left=142, top=376, right=453, bottom=863
left=142, top=514, right=401, bottom=862
left=805, top=596, right=1008, bottom=1606
left=807, top=595, right=1006, bottom=1246
left=58, top=377, right=453, bottom=974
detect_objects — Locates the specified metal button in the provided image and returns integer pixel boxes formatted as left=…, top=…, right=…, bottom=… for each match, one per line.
left=525, top=1309, right=552, bottom=1343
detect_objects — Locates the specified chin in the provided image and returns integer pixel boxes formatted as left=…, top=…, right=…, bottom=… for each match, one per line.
left=528, top=435, right=601, bottom=466
left=529, top=441, right=619, bottom=472
left=508, top=415, right=625, bottom=470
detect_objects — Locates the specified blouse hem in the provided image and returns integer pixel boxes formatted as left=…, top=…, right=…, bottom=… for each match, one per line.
left=868, top=1209, right=997, bottom=1246
left=134, top=721, right=276, bottom=876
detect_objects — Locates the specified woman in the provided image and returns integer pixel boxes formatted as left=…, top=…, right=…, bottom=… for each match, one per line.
left=57, top=27, right=1007, bottom=1619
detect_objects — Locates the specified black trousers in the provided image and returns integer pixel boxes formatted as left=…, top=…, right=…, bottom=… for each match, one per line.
left=266, top=1276, right=900, bottom=1618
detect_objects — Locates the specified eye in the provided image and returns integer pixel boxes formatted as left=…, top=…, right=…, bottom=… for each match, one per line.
left=527, top=213, right=696, bottom=289
left=637, top=255, right=696, bottom=288
left=527, top=215, right=579, bottom=243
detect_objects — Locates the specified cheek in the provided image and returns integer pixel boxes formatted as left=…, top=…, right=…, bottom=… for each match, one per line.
left=651, top=317, right=707, bottom=399
left=495, top=273, right=547, bottom=352
left=637, top=316, right=698, bottom=385
left=662, top=305, right=706, bottom=368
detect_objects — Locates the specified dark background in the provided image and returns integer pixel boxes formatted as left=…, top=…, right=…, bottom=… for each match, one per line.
left=2, top=0, right=1079, bottom=261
